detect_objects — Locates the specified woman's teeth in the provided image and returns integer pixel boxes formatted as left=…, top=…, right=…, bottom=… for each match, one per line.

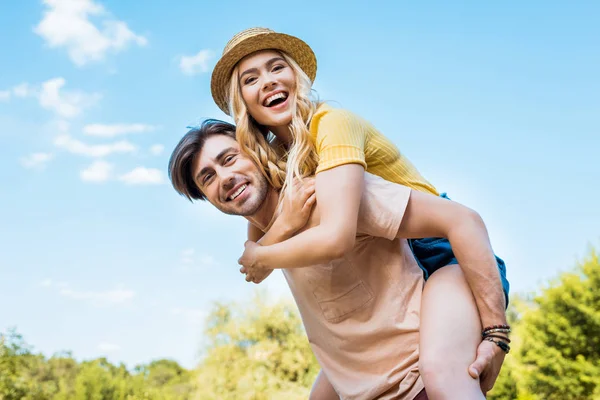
left=264, top=92, right=287, bottom=107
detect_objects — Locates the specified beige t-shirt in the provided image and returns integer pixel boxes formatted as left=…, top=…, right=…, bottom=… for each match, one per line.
left=282, top=173, right=425, bottom=400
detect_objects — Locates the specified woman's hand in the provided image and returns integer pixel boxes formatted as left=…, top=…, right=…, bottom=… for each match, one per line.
left=240, top=179, right=315, bottom=284
left=277, top=177, right=316, bottom=234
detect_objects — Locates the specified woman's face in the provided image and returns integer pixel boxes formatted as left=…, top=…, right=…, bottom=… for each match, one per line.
left=237, top=50, right=296, bottom=131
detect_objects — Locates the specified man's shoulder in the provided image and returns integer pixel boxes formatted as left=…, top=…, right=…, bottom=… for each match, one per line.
left=357, top=173, right=411, bottom=241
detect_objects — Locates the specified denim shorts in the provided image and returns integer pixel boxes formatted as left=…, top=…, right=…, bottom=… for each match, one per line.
left=407, top=194, right=510, bottom=307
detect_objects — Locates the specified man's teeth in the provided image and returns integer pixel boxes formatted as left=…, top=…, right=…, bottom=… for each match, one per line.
left=265, top=92, right=287, bottom=106
left=229, top=184, right=247, bottom=200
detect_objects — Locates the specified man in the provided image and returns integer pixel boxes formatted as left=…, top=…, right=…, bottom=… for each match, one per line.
left=168, top=120, right=508, bottom=400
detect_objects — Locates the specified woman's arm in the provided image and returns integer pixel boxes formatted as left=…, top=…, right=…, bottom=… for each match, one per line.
left=239, top=108, right=368, bottom=271
left=242, top=178, right=317, bottom=282
left=239, top=164, right=365, bottom=270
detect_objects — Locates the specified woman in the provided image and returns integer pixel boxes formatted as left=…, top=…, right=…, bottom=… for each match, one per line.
left=210, top=27, right=510, bottom=399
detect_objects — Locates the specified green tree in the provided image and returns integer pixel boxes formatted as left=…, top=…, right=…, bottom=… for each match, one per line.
left=489, top=247, right=600, bottom=400
left=195, top=293, right=319, bottom=400
left=519, top=248, right=600, bottom=399
left=0, top=329, right=34, bottom=400
left=0, top=329, right=195, bottom=400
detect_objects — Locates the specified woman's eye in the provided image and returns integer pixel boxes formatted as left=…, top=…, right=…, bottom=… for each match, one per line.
left=244, top=77, right=256, bottom=85
left=273, top=65, right=284, bottom=72
left=225, top=155, right=236, bottom=164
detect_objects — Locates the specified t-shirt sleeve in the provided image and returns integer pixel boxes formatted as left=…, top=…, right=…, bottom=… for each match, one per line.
left=313, top=109, right=369, bottom=174
left=356, top=173, right=412, bottom=240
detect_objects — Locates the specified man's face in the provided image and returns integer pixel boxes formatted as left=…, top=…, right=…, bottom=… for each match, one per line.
left=192, top=135, right=268, bottom=216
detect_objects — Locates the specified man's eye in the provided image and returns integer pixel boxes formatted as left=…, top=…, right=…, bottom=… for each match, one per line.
left=203, top=174, right=213, bottom=183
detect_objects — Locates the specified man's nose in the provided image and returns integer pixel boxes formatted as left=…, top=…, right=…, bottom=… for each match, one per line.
left=221, top=172, right=236, bottom=191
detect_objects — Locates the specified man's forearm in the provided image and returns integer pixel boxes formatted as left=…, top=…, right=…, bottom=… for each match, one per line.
left=447, top=214, right=507, bottom=327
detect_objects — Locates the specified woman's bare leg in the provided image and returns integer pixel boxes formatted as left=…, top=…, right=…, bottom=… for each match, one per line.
left=419, top=264, right=485, bottom=400
left=309, top=370, right=339, bottom=400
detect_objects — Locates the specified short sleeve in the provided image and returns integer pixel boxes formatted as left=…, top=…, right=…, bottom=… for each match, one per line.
left=357, top=173, right=412, bottom=240
left=311, top=107, right=369, bottom=174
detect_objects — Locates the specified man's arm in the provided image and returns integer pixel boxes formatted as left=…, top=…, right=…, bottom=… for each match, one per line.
left=396, top=188, right=507, bottom=390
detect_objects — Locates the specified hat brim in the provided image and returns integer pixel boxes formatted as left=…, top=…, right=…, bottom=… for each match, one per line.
left=211, top=32, right=317, bottom=115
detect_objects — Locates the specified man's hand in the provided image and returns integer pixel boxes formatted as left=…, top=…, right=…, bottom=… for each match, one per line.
left=238, top=240, right=271, bottom=283
left=240, top=265, right=273, bottom=284
left=468, top=340, right=506, bottom=395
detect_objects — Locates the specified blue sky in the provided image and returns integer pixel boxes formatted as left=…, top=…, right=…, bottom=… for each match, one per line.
left=1, top=0, right=598, bottom=369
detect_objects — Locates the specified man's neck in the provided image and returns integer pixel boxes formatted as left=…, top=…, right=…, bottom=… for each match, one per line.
left=245, top=188, right=280, bottom=232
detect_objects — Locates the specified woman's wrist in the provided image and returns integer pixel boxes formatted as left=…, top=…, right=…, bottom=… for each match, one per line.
left=254, top=244, right=271, bottom=269
left=272, top=214, right=297, bottom=237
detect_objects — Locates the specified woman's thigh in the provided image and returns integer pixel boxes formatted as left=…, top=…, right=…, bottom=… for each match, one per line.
left=419, top=264, right=485, bottom=399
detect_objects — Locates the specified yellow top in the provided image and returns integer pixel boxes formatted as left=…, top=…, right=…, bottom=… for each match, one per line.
left=309, top=104, right=438, bottom=195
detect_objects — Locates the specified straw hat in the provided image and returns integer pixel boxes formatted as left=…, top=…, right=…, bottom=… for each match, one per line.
left=211, top=27, right=317, bottom=115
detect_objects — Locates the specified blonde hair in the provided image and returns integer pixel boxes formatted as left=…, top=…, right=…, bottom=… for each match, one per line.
left=228, top=51, right=320, bottom=197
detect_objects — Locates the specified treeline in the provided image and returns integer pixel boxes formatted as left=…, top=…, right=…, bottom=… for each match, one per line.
left=0, top=332, right=194, bottom=399
left=2, top=248, right=598, bottom=399
left=488, top=247, right=599, bottom=400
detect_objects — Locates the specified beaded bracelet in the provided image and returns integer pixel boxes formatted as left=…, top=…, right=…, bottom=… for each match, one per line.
left=482, top=328, right=511, bottom=337
left=485, top=337, right=510, bottom=354
left=482, top=324, right=511, bottom=334
left=484, top=334, right=511, bottom=343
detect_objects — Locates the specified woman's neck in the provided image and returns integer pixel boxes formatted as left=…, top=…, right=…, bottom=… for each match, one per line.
left=269, top=124, right=293, bottom=146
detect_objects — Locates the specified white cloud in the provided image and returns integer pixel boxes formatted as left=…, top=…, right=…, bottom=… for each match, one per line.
left=54, top=134, right=136, bottom=157
left=2, top=80, right=98, bottom=119
left=84, top=123, right=159, bottom=137
left=13, top=83, right=33, bottom=98
left=41, top=280, right=133, bottom=306
left=21, top=152, right=54, bottom=170
left=171, top=307, right=206, bottom=325
left=38, top=279, right=70, bottom=289
left=179, top=249, right=217, bottom=271
left=54, top=119, right=71, bottom=133
left=97, top=342, right=121, bottom=352
left=199, top=255, right=216, bottom=265
left=60, top=287, right=135, bottom=306
left=39, top=279, right=54, bottom=287
left=181, top=248, right=195, bottom=265
left=34, top=0, right=147, bottom=66
left=149, top=144, right=164, bottom=156
left=80, top=160, right=112, bottom=182
left=39, top=78, right=100, bottom=118
left=179, top=49, right=215, bottom=75
left=118, top=167, right=164, bottom=185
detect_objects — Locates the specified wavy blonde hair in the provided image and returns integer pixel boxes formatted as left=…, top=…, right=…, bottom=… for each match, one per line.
left=228, top=51, right=320, bottom=197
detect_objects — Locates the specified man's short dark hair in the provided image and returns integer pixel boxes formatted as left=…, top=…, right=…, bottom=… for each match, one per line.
left=168, top=119, right=236, bottom=201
